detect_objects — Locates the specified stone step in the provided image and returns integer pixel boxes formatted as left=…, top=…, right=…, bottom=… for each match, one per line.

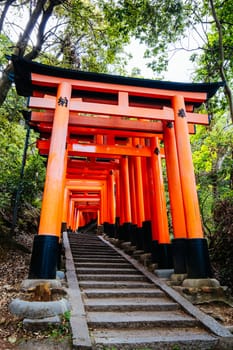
left=87, top=310, right=198, bottom=329
left=71, top=246, right=114, bottom=250
left=92, top=328, right=217, bottom=350
left=72, top=254, right=122, bottom=259
left=79, top=281, right=156, bottom=289
left=67, top=233, right=232, bottom=350
left=75, top=267, right=141, bottom=275
left=75, top=262, right=131, bottom=268
left=70, top=242, right=107, bottom=246
left=83, top=288, right=165, bottom=298
left=72, top=249, right=119, bottom=254
left=73, top=257, right=126, bottom=263
left=71, top=249, right=117, bottom=253
left=78, top=274, right=148, bottom=281
left=84, top=298, right=179, bottom=311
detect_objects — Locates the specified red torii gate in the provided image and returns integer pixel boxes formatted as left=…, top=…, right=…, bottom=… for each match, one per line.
left=12, top=56, right=223, bottom=280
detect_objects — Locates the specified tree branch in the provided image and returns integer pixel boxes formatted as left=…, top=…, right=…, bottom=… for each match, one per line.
left=15, top=0, right=46, bottom=56
left=24, top=1, right=58, bottom=60
left=0, top=0, right=64, bottom=106
left=0, top=0, right=15, bottom=33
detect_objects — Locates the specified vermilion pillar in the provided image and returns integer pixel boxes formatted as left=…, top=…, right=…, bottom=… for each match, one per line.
left=62, top=187, right=69, bottom=232
left=150, top=137, right=170, bottom=244
left=115, top=169, right=121, bottom=232
left=29, top=82, right=72, bottom=279
left=108, top=171, right=115, bottom=224
left=132, top=138, right=145, bottom=250
left=173, top=96, right=203, bottom=238
left=119, top=156, right=132, bottom=241
left=132, top=138, right=145, bottom=227
left=102, top=181, right=108, bottom=224
left=39, top=82, right=71, bottom=236
left=139, top=136, right=152, bottom=253
left=147, top=156, right=158, bottom=242
left=163, top=121, right=187, bottom=273
left=128, top=157, right=137, bottom=225
left=68, top=197, right=75, bottom=230
left=133, top=157, right=145, bottom=228
left=173, top=95, right=211, bottom=278
left=60, top=150, right=68, bottom=234
left=120, top=156, right=132, bottom=223
left=107, top=170, right=116, bottom=237
left=141, top=154, right=153, bottom=253
left=150, top=137, right=172, bottom=268
left=163, top=122, right=186, bottom=238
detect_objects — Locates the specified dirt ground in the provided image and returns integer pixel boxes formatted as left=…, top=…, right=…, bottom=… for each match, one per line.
left=0, top=233, right=232, bottom=349
left=0, top=233, right=71, bottom=350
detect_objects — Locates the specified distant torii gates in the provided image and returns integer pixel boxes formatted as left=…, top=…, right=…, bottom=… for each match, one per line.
left=12, top=56, right=223, bottom=280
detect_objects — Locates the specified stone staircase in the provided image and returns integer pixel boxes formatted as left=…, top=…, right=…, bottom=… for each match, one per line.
left=67, top=232, right=231, bottom=350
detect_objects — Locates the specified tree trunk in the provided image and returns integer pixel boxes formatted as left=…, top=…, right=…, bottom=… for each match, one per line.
left=0, top=0, right=62, bottom=106
left=0, top=62, right=14, bottom=106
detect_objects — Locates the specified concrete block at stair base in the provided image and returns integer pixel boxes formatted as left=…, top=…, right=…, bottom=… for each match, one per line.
left=9, top=298, right=70, bottom=319
left=121, top=242, right=135, bottom=254
left=132, top=250, right=145, bottom=260
left=182, top=278, right=220, bottom=288
left=147, top=263, right=158, bottom=272
left=120, top=241, right=131, bottom=248
left=139, top=253, right=152, bottom=266
left=111, top=238, right=122, bottom=247
left=21, top=279, right=62, bottom=291
left=133, top=250, right=144, bottom=256
left=154, top=269, right=174, bottom=279
left=182, top=278, right=225, bottom=303
left=170, top=273, right=188, bottom=285
left=23, top=315, right=61, bottom=331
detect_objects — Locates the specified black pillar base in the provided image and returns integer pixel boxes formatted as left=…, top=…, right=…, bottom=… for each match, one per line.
left=108, top=223, right=116, bottom=238
left=129, top=224, right=138, bottom=246
left=135, top=227, right=144, bottom=250
left=123, top=222, right=132, bottom=241
left=117, top=222, right=132, bottom=241
left=117, top=225, right=124, bottom=240
left=29, top=235, right=59, bottom=279
left=172, top=238, right=187, bottom=274
left=115, top=217, right=120, bottom=235
left=151, top=240, right=159, bottom=263
left=157, top=243, right=173, bottom=269
left=186, top=238, right=212, bottom=278
left=103, top=222, right=109, bottom=235
left=142, top=220, right=152, bottom=253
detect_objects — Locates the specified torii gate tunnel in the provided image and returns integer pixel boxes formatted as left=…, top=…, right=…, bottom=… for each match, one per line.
left=13, top=57, right=223, bottom=280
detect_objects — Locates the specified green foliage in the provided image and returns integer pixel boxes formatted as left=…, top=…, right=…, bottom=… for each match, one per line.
left=0, top=34, right=12, bottom=63
left=48, top=311, right=71, bottom=339
left=210, top=198, right=233, bottom=293
left=0, top=91, right=45, bottom=234
left=191, top=113, right=233, bottom=235
left=191, top=107, right=233, bottom=295
left=0, top=113, right=25, bottom=211
left=101, top=0, right=190, bottom=75
left=45, top=0, right=131, bottom=73
left=193, top=0, right=233, bottom=81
